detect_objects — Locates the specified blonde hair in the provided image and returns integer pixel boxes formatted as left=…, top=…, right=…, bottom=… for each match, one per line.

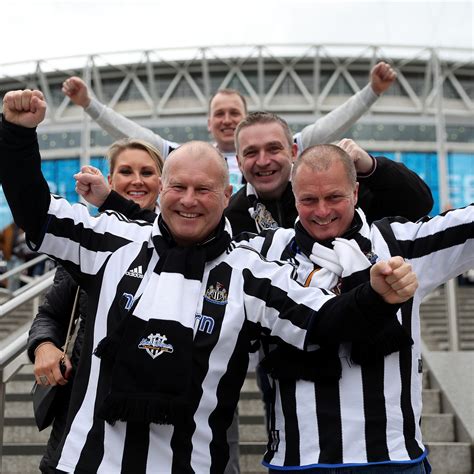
left=106, top=138, right=164, bottom=176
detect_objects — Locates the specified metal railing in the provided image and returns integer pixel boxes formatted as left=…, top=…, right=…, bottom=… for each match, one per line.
left=0, top=265, right=55, bottom=470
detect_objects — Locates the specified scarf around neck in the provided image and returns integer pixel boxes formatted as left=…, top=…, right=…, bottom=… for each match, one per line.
left=246, top=183, right=280, bottom=232
left=260, top=209, right=413, bottom=382
left=95, top=214, right=232, bottom=425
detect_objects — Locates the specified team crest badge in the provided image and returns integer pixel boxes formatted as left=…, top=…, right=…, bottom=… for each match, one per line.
left=204, top=282, right=228, bottom=305
left=138, top=333, right=174, bottom=359
left=252, top=203, right=279, bottom=230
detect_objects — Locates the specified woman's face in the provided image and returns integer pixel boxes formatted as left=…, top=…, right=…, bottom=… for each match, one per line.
left=108, top=148, right=161, bottom=210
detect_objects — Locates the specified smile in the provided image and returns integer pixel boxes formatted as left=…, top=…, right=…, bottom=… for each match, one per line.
left=313, top=217, right=337, bottom=226
left=256, top=171, right=276, bottom=177
left=128, top=191, right=146, bottom=196
left=178, top=212, right=200, bottom=218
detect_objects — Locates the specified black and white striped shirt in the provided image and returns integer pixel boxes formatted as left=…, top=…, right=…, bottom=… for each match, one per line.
left=249, top=205, right=474, bottom=469
left=0, top=119, right=404, bottom=473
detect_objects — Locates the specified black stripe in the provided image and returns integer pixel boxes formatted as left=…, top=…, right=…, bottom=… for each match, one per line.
left=121, top=423, right=150, bottom=473
left=47, top=214, right=134, bottom=253
left=279, top=380, right=300, bottom=466
left=376, top=213, right=474, bottom=260
left=262, top=367, right=278, bottom=462
left=362, top=360, right=389, bottom=461
left=315, top=380, right=343, bottom=464
left=399, top=300, right=424, bottom=458
left=63, top=265, right=107, bottom=472
left=260, top=229, right=278, bottom=257
left=242, top=268, right=314, bottom=331
left=170, top=262, right=233, bottom=473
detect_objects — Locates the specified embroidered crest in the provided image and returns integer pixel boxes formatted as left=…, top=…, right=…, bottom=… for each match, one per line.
left=365, top=251, right=378, bottom=264
left=138, top=333, right=174, bottom=359
left=204, top=282, right=228, bottom=305
left=252, top=203, right=279, bottom=230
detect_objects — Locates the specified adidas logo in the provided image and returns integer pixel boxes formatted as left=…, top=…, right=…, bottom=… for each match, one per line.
left=126, top=265, right=144, bottom=279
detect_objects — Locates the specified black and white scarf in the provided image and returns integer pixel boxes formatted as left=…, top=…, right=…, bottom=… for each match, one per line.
left=260, top=209, right=413, bottom=382
left=95, top=215, right=232, bottom=425
left=246, top=183, right=279, bottom=232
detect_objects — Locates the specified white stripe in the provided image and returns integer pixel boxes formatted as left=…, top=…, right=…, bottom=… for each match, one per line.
left=147, top=424, right=174, bottom=472
left=98, top=422, right=127, bottom=473
left=339, top=356, right=367, bottom=463
left=295, top=380, right=320, bottom=466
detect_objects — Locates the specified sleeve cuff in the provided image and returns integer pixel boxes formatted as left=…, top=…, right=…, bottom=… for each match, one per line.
left=357, top=155, right=377, bottom=178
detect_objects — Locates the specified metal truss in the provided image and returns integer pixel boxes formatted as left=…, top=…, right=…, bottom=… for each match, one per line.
left=1, top=44, right=472, bottom=122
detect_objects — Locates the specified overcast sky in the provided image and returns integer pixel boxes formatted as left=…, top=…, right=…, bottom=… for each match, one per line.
left=2, top=0, right=473, bottom=65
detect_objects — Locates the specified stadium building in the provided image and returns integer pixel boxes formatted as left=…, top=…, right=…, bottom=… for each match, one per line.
left=0, top=43, right=473, bottom=224
left=0, top=43, right=473, bottom=473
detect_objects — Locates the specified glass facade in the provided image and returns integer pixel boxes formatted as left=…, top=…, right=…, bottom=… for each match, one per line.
left=1, top=150, right=472, bottom=231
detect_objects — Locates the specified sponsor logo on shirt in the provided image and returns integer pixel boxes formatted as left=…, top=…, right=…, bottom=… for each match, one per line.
left=121, top=293, right=135, bottom=310
left=194, top=314, right=215, bottom=334
left=138, top=333, right=174, bottom=359
left=126, top=265, right=144, bottom=279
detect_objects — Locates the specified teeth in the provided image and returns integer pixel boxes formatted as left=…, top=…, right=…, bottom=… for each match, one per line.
left=257, top=171, right=274, bottom=176
left=179, top=212, right=199, bottom=218
left=314, top=218, right=336, bottom=226
left=129, top=191, right=145, bottom=196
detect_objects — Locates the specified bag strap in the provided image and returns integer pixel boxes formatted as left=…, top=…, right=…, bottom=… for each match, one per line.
left=60, top=286, right=80, bottom=360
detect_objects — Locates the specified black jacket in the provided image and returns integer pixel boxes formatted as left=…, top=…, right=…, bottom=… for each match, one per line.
left=225, top=156, right=434, bottom=235
left=27, top=265, right=87, bottom=369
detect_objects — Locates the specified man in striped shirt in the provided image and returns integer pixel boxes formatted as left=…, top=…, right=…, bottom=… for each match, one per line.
left=249, top=144, right=474, bottom=473
left=1, top=89, right=418, bottom=474
left=62, top=62, right=397, bottom=193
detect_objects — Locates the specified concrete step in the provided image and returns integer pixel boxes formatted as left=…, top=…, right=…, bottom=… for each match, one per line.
left=2, top=453, right=45, bottom=474
left=425, top=441, right=473, bottom=473
left=421, top=414, right=455, bottom=442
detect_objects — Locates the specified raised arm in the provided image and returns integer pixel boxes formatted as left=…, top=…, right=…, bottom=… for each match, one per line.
left=1, top=90, right=50, bottom=242
left=62, top=77, right=178, bottom=157
left=236, top=243, right=416, bottom=351
left=298, top=62, right=397, bottom=149
left=338, top=138, right=434, bottom=222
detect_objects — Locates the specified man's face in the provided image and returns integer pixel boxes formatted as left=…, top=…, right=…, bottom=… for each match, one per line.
left=237, top=122, right=297, bottom=200
left=293, top=161, right=358, bottom=241
left=207, top=93, right=246, bottom=153
left=159, top=148, right=233, bottom=246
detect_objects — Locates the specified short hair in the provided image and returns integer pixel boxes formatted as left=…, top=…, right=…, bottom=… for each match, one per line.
left=208, top=88, right=248, bottom=115
left=162, top=141, right=230, bottom=188
left=234, top=111, right=293, bottom=154
left=106, top=138, right=164, bottom=176
left=292, top=144, right=357, bottom=187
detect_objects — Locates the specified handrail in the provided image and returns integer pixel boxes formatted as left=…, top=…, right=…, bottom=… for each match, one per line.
left=0, top=275, right=53, bottom=471
left=0, top=322, right=30, bottom=372
left=0, top=254, right=50, bottom=283
left=0, top=270, right=55, bottom=318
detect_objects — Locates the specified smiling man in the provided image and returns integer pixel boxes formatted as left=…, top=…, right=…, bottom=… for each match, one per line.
left=226, top=111, right=433, bottom=235
left=0, top=89, right=418, bottom=474
left=62, top=62, right=398, bottom=192
left=244, top=143, right=474, bottom=473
